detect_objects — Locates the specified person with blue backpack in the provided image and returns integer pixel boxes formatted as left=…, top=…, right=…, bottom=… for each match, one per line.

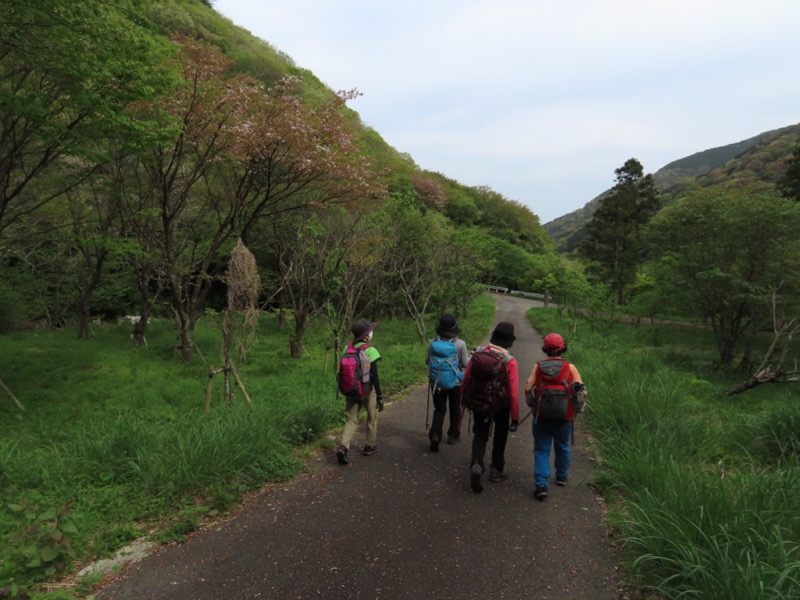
left=336, top=319, right=383, bottom=465
left=425, top=313, right=470, bottom=452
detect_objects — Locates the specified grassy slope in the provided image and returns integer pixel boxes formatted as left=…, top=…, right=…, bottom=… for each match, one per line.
left=527, top=307, right=800, bottom=600
left=0, top=296, right=495, bottom=592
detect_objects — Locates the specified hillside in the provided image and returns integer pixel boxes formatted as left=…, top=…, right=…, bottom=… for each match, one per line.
left=545, top=124, right=800, bottom=253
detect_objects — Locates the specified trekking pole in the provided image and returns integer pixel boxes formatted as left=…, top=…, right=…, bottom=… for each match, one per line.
left=425, top=383, right=431, bottom=430
left=518, top=408, right=533, bottom=427
left=426, top=372, right=441, bottom=431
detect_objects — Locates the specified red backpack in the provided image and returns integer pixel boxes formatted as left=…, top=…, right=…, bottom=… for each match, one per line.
left=337, top=343, right=372, bottom=398
left=533, top=358, right=578, bottom=422
left=461, top=346, right=511, bottom=414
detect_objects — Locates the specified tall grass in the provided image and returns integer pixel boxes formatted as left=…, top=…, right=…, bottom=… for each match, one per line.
left=0, top=296, right=496, bottom=592
left=529, top=308, right=800, bottom=600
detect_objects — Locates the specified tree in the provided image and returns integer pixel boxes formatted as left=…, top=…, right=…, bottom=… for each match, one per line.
left=534, top=256, right=591, bottom=318
left=646, top=190, right=800, bottom=369
left=431, top=228, right=489, bottom=316
left=130, top=37, right=384, bottom=363
left=373, top=195, right=450, bottom=344
left=267, top=210, right=354, bottom=359
left=778, top=143, right=800, bottom=202
left=467, top=185, right=551, bottom=254
left=0, top=0, right=172, bottom=237
left=580, top=158, right=659, bottom=304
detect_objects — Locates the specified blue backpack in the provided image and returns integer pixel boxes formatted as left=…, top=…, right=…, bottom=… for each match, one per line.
left=428, top=338, right=463, bottom=391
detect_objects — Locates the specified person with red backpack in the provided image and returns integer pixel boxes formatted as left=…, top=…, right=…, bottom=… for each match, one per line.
left=336, top=319, right=384, bottom=465
left=461, top=321, right=520, bottom=493
left=524, top=333, right=586, bottom=500
left=426, top=313, right=470, bottom=451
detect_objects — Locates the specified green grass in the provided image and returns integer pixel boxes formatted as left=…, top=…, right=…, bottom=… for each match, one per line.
left=528, top=307, right=800, bottom=600
left=0, top=296, right=496, bottom=595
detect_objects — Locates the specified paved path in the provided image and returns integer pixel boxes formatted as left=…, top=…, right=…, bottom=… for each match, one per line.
left=96, top=295, right=627, bottom=599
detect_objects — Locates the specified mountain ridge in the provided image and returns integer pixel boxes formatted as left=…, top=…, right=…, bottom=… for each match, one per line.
left=544, top=123, right=800, bottom=252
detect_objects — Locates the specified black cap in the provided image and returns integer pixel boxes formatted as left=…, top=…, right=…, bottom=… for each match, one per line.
left=436, top=313, right=460, bottom=336
left=490, top=321, right=516, bottom=348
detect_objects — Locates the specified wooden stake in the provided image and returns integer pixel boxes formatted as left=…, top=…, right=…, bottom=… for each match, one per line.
left=204, top=366, right=223, bottom=413
left=231, top=366, right=252, bottom=405
left=0, top=377, right=24, bottom=411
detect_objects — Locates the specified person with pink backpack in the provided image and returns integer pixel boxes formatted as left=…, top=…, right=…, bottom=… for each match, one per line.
left=336, top=319, right=384, bottom=465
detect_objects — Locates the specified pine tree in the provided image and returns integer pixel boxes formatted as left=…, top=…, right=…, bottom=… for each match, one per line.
left=580, top=158, right=659, bottom=304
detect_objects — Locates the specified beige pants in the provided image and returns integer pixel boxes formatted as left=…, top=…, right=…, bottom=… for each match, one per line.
left=341, top=393, right=378, bottom=449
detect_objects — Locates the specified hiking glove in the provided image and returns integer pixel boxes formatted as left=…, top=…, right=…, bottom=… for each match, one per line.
left=377, top=396, right=384, bottom=412
left=509, top=420, right=519, bottom=432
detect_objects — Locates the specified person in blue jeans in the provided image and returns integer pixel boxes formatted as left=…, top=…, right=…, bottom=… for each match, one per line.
left=523, top=333, right=586, bottom=500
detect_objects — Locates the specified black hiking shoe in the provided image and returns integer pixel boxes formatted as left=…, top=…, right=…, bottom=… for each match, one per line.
left=336, top=445, right=348, bottom=465
left=556, top=475, right=568, bottom=486
left=470, top=463, right=484, bottom=493
left=446, top=436, right=460, bottom=445
left=429, top=436, right=440, bottom=452
left=534, top=485, right=548, bottom=500
left=489, top=466, right=507, bottom=482
left=362, top=445, right=378, bottom=456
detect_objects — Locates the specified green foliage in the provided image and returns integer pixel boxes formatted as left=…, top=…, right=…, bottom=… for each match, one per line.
left=527, top=307, right=800, bottom=599
left=646, top=189, right=800, bottom=368
left=5, top=500, right=78, bottom=584
left=546, top=124, right=800, bottom=250
left=155, top=506, right=205, bottom=544
left=0, top=296, right=495, bottom=591
left=465, top=185, right=551, bottom=254
left=778, top=143, right=800, bottom=201
left=580, top=158, right=660, bottom=304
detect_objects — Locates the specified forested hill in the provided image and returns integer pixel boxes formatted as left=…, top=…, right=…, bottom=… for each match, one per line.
left=168, top=1, right=552, bottom=252
left=0, top=0, right=560, bottom=340
left=545, top=123, right=800, bottom=253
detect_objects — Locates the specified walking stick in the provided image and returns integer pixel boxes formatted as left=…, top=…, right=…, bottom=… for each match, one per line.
left=426, top=371, right=442, bottom=430
left=518, top=408, right=533, bottom=427
left=425, top=382, right=431, bottom=430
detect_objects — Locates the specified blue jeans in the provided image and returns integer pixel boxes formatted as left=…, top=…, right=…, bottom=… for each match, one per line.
left=532, top=420, right=572, bottom=488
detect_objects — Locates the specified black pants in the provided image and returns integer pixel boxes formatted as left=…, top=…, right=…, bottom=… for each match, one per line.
left=429, top=385, right=462, bottom=442
left=470, top=406, right=510, bottom=472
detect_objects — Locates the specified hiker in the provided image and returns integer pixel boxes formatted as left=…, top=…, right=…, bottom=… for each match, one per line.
left=461, top=321, right=520, bottom=493
left=336, top=319, right=384, bottom=465
left=524, top=332, right=586, bottom=500
left=426, top=313, right=470, bottom=451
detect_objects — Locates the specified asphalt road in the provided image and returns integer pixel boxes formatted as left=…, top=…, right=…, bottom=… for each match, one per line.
left=95, top=295, right=628, bottom=600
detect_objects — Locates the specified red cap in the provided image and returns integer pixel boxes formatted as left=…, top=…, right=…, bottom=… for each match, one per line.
left=543, top=333, right=565, bottom=354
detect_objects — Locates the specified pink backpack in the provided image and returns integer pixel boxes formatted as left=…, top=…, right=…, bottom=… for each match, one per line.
left=337, top=343, right=372, bottom=398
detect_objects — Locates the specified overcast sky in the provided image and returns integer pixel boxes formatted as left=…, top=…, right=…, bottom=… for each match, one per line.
left=215, top=0, right=800, bottom=224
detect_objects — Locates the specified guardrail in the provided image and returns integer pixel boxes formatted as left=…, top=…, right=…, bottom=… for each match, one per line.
left=510, top=290, right=545, bottom=299
left=484, top=285, right=546, bottom=301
